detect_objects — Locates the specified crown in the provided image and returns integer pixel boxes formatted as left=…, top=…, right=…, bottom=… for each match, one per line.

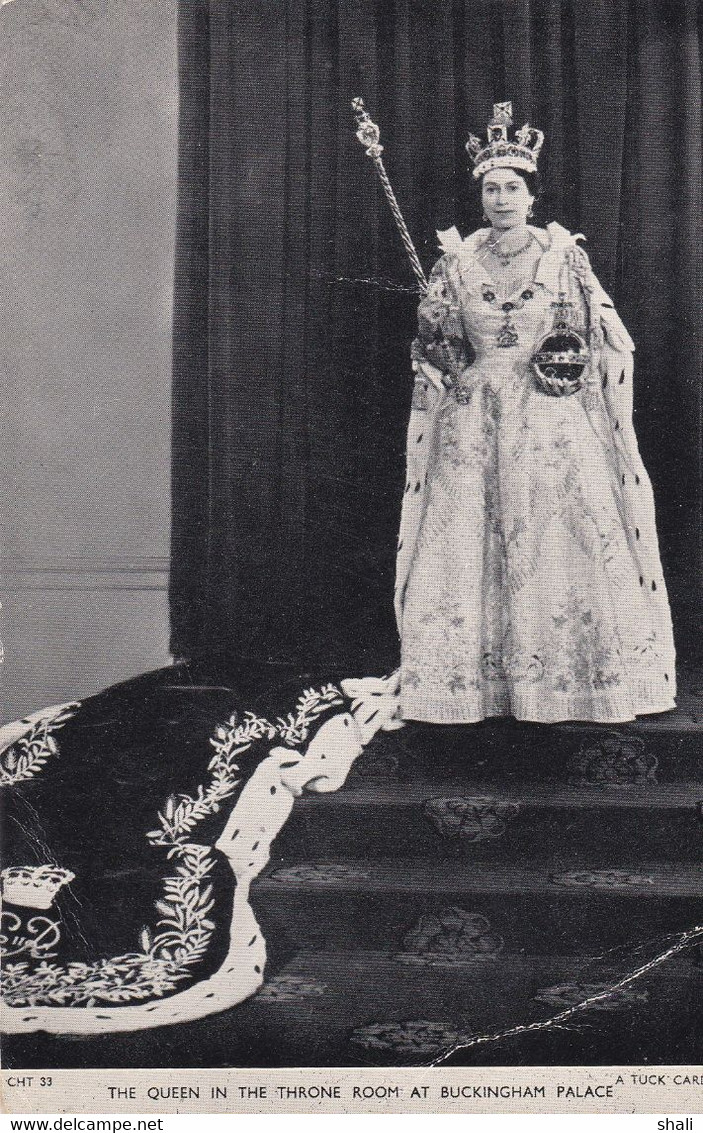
left=466, top=101, right=544, bottom=180
left=1, top=865, right=75, bottom=909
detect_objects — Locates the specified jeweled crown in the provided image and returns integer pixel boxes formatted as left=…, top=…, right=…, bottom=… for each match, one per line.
left=466, top=101, right=544, bottom=180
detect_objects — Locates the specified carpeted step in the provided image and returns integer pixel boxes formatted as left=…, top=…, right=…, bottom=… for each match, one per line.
left=357, top=673, right=703, bottom=783
left=8, top=949, right=698, bottom=1069
left=277, top=780, right=703, bottom=864
left=252, top=859, right=703, bottom=956
left=235, top=948, right=703, bottom=1068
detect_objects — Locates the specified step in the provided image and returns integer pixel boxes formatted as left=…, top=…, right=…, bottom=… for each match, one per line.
left=353, top=707, right=703, bottom=785
left=252, top=859, right=703, bottom=955
left=238, top=948, right=703, bottom=1068
left=277, top=780, right=703, bottom=863
left=6, top=949, right=698, bottom=1070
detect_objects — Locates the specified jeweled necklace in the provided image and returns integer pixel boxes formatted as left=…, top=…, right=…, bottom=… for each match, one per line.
left=485, top=231, right=534, bottom=265
left=481, top=284, right=536, bottom=349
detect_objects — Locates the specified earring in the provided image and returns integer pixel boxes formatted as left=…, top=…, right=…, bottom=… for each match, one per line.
left=482, top=212, right=489, bottom=224
left=527, top=204, right=534, bottom=218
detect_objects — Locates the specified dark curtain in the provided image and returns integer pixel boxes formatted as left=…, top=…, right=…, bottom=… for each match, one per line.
left=171, top=0, right=703, bottom=669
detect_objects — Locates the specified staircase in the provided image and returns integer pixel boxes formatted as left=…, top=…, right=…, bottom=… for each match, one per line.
left=238, top=671, right=703, bottom=1067
left=4, top=668, right=702, bottom=1072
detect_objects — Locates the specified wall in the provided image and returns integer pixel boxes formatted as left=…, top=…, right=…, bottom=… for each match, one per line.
left=0, top=0, right=177, bottom=720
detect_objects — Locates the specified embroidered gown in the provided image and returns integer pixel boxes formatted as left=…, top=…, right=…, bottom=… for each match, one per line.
left=396, top=223, right=676, bottom=724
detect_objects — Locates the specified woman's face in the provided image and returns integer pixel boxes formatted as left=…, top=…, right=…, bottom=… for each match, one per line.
left=481, top=168, right=534, bottom=229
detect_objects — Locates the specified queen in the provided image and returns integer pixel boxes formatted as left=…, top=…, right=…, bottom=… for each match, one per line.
left=395, top=102, right=676, bottom=725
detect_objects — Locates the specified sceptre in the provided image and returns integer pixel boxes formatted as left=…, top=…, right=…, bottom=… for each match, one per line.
left=351, top=98, right=428, bottom=295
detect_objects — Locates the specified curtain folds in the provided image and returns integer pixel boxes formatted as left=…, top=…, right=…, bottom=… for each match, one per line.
left=172, top=0, right=703, bottom=667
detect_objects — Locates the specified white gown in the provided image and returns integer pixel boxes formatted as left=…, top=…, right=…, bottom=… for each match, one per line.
left=396, top=223, right=677, bottom=724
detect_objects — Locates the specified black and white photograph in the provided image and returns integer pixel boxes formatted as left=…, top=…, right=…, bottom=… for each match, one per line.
left=1, top=0, right=702, bottom=1109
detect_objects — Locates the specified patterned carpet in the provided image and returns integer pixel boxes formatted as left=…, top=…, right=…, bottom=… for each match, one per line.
left=2, top=658, right=702, bottom=1068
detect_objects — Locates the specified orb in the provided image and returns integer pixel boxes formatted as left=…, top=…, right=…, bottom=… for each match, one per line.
left=531, top=328, right=590, bottom=397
